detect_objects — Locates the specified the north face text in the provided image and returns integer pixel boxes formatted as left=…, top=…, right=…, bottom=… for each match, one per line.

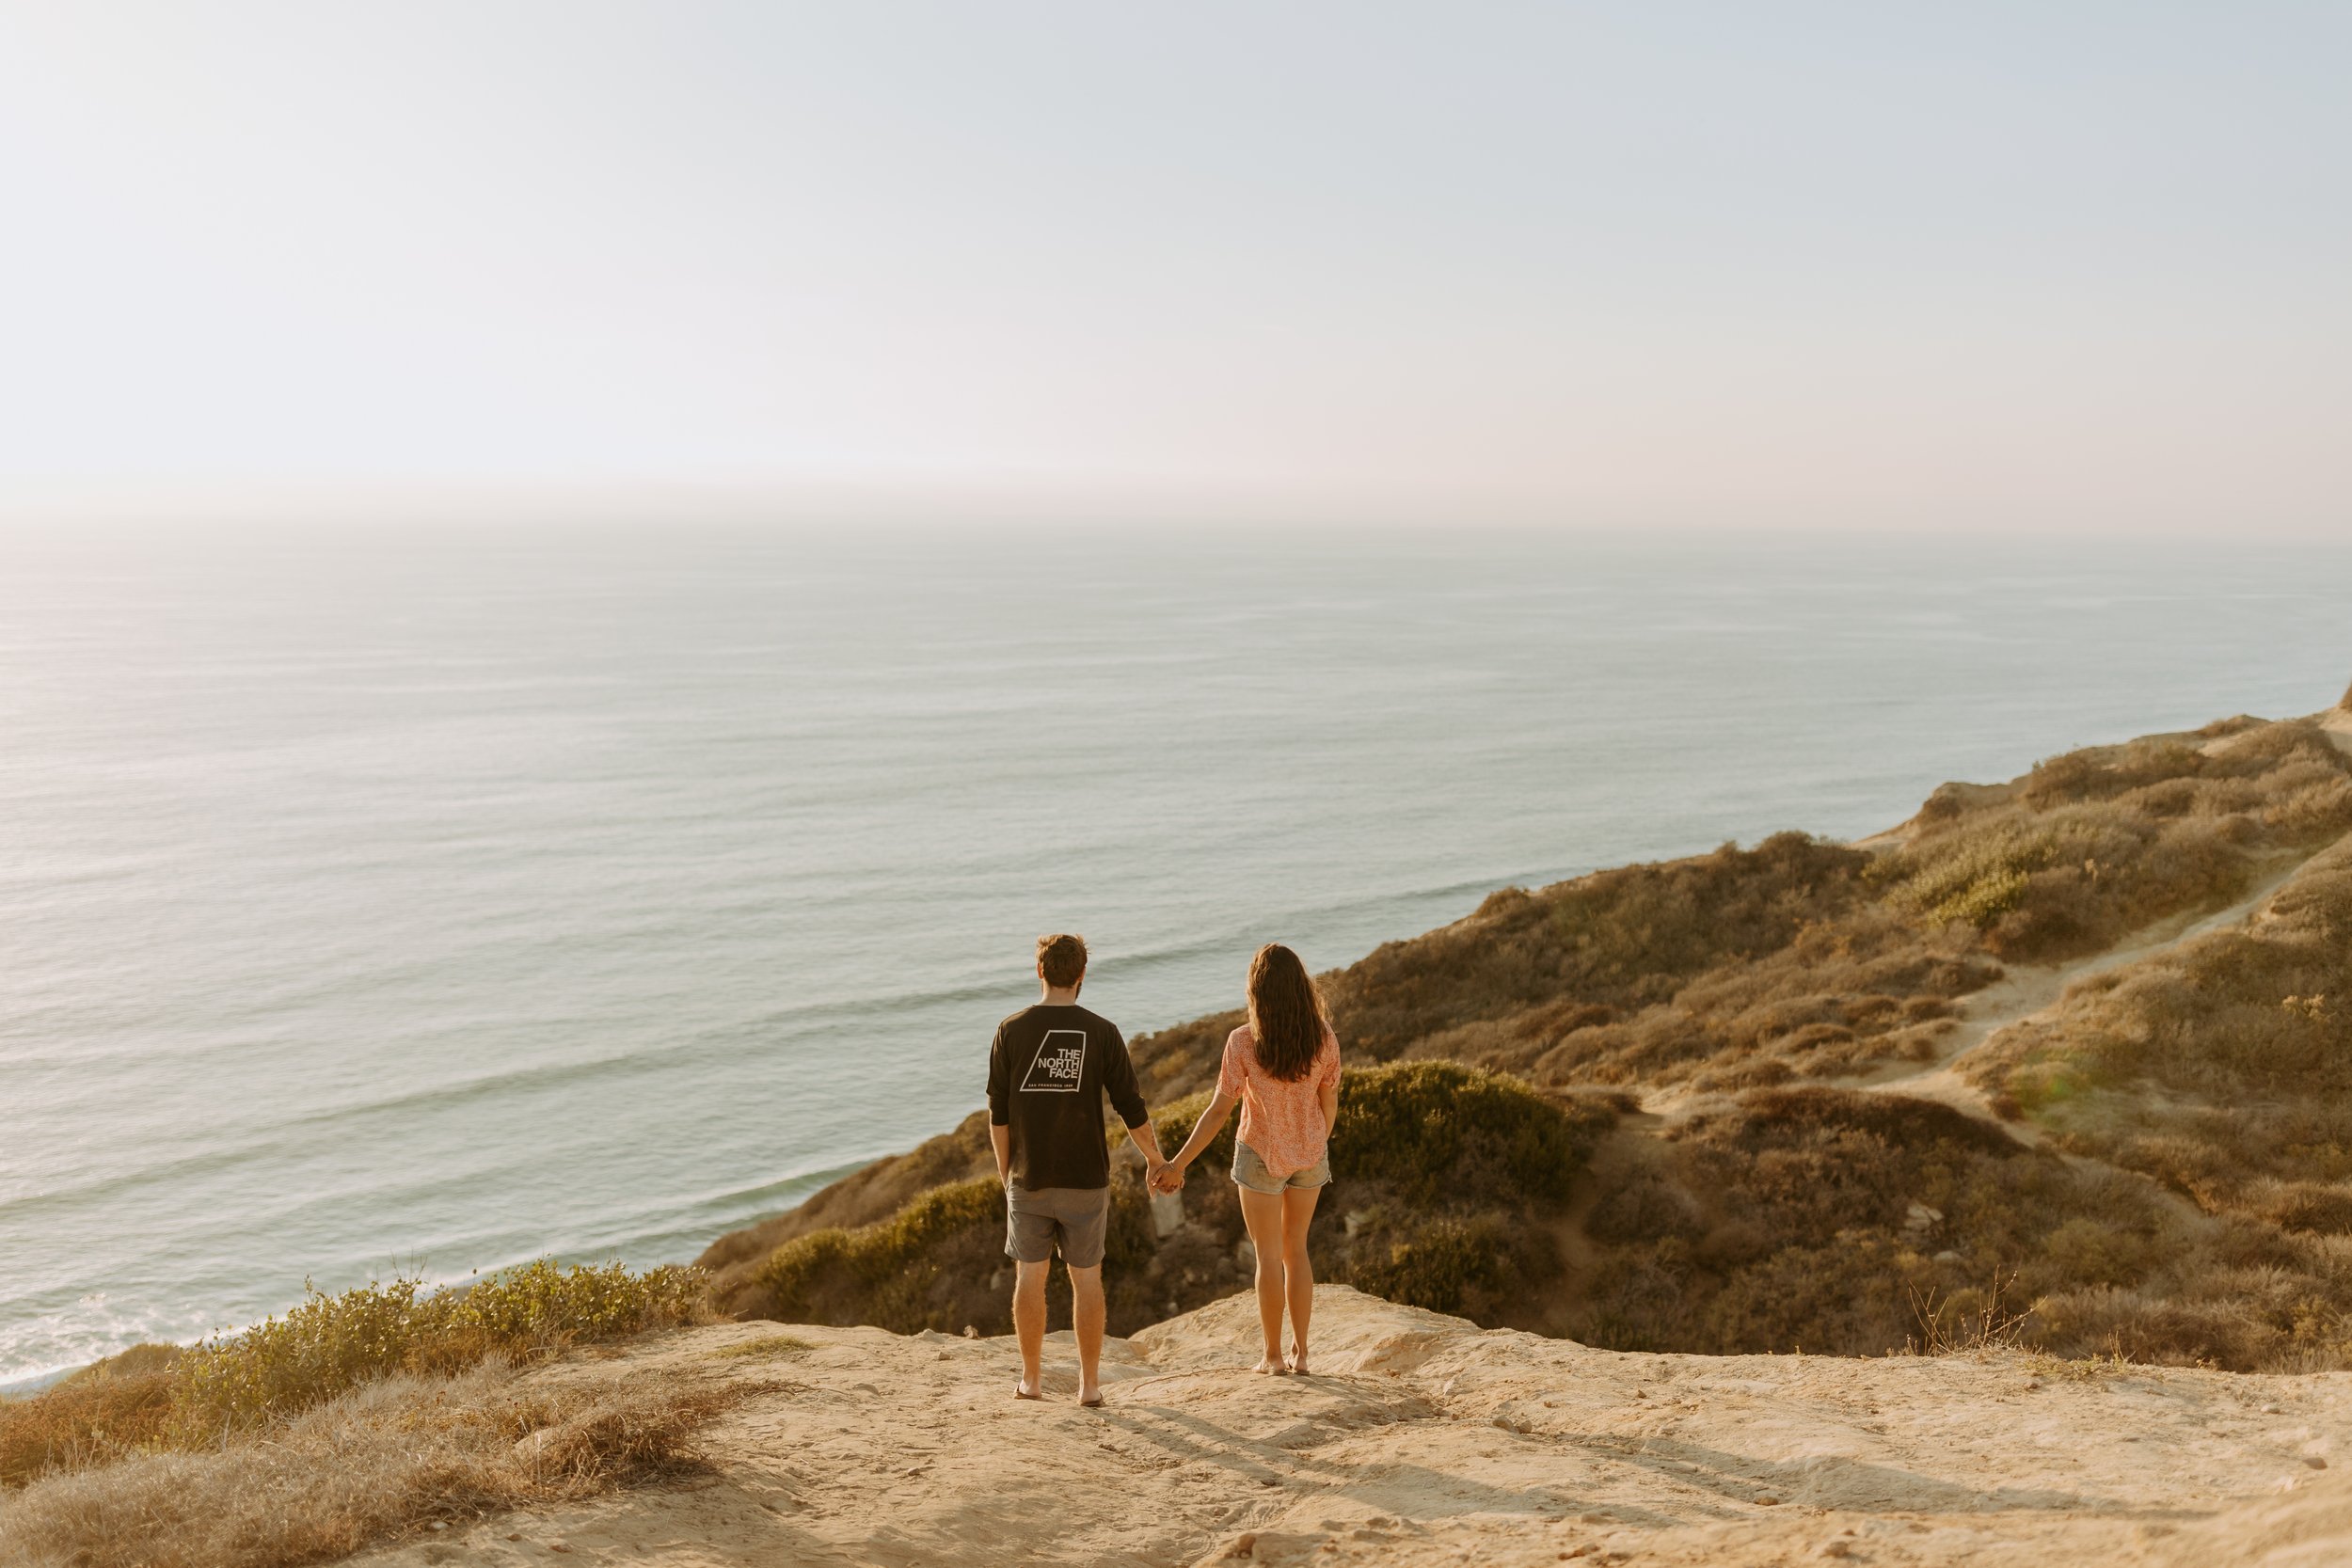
left=1021, top=1030, right=1087, bottom=1093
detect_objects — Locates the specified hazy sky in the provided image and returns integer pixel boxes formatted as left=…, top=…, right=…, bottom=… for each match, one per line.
left=2, top=3, right=2345, bottom=532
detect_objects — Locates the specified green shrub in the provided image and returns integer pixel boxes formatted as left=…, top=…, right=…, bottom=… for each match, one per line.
left=1347, top=1213, right=1535, bottom=1317
left=173, top=1260, right=707, bottom=1438
left=2, top=1261, right=707, bottom=1483
left=2034, top=1217, right=2157, bottom=1290
left=1882, top=826, right=2056, bottom=927
left=1330, top=1060, right=1612, bottom=1211
left=756, top=1177, right=1008, bottom=1334
left=1693, top=1232, right=1925, bottom=1355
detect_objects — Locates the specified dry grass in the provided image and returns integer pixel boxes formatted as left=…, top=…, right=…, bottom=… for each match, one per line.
left=1907, top=1269, right=2029, bottom=1355
left=0, top=1358, right=179, bottom=1486
left=707, top=1335, right=814, bottom=1360
left=1971, top=832, right=2352, bottom=1196
left=697, top=709, right=2352, bottom=1371
left=1873, top=720, right=2352, bottom=961
left=0, top=1261, right=707, bottom=1491
left=0, top=1364, right=728, bottom=1568
left=174, top=1259, right=707, bottom=1440
left=1560, top=1078, right=2352, bottom=1370
left=1947, top=833, right=2352, bottom=1369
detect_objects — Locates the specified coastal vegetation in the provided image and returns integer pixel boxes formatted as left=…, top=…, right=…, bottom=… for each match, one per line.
left=1960, top=836, right=2352, bottom=1368
left=705, top=705, right=2352, bottom=1372
left=1, top=1260, right=707, bottom=1492
left=14, top=695, right=2352, bottom=1566
left=755, top=1061, right=1622, bottom=1335
left=0, top=1366, right=726, bottom=1568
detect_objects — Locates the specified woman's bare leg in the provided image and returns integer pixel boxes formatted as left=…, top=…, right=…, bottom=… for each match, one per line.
left=1237, top=1185, right=1289, bottom=1372
left=1280, top=1184, right=1322, bottom=1371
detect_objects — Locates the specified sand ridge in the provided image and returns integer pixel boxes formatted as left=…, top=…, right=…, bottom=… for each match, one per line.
left=344, top=1285, right=2352, bottom=1568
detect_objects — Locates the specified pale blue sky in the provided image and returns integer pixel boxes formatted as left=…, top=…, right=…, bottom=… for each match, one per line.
left=1, top=3, right=2344, bottom=532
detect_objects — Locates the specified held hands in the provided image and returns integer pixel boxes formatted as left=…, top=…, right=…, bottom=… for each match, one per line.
left=1147, top=1159, right=1186, bottom=1195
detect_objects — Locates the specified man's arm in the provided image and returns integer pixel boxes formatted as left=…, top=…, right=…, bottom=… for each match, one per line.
left=986, top=1024, right=1013, bottom=1185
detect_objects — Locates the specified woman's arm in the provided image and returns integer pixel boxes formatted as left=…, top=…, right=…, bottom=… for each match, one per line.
left=1165, top=1090, right=1240, bottom=1178
left=1318, top=1077, right=1339, bottom=1134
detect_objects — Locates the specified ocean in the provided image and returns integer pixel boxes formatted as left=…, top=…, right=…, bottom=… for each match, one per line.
left=2, top=524, right=2346, bottom=1388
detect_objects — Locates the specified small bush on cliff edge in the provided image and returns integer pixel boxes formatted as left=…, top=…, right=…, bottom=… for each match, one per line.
left=173, top=1259, right=707, bottom=1438
left=1332, top=1059, right=1613, bottom=1208
left=758, top=1178, right=1010, bottom=1334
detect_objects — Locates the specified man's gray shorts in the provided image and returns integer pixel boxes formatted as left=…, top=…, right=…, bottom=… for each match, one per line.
left=1005, top=1184, right=1110, bottom=1268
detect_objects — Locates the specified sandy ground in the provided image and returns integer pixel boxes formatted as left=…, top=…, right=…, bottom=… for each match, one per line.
left=344, top=1285, right=2352, bottom=1568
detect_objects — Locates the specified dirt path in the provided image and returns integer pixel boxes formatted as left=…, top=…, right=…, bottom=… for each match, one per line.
left=1827, top=852, right=2322, bottom=1134
left=342, top=1286, right=2352, bottom=1568
left=1630, top=847, right=2325, bottom=1154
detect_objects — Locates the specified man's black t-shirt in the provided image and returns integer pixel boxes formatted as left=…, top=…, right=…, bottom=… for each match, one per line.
left=987, top=1003, right=1147, bottom=1191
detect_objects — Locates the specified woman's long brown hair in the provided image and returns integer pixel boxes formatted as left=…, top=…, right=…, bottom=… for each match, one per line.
left=1246, top=943, right=1327, bottom=1083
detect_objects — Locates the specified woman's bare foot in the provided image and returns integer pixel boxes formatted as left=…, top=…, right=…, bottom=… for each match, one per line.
left=1251, top=1355, right=1288, bottom=1375
left=1286, top=1345, right=1310, bottom=1375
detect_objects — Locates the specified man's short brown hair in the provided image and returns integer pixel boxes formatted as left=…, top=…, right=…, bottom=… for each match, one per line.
left=1036, top=933, right=1088, bottom=989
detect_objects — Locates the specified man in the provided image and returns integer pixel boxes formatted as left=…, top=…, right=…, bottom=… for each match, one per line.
left=987, top=932, right=1169, bottom=1406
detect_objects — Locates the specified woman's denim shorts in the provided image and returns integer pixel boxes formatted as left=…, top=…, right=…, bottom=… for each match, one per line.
left=1231, top=1140, right=1332, bottom=1195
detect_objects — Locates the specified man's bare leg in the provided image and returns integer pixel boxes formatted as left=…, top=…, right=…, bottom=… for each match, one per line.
left=1013, top=1259, right=1049, bottom=1397
left=1071, top=1262, right=1106, bottom=1404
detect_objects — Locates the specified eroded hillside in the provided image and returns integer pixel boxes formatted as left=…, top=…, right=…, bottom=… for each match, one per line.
left=699, top=698, right=2352, bottom=1370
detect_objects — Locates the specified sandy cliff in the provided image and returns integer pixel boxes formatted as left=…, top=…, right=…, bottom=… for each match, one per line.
left=344, top=1285, right=2352, bottom=1568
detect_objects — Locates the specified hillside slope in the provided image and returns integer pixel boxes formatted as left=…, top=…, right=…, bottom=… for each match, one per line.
left=699, top=701, right=2352, bottom=1370
left=323, top=1286, right=2352, bottom=1568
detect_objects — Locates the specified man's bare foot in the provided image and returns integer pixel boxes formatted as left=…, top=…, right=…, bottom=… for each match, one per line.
left=1013, top=1378, right=1043, bottom=1400
left=1078, top=1386, right=1104, bottom=1408
left=1251, top=1355, right=1288, bottom=1375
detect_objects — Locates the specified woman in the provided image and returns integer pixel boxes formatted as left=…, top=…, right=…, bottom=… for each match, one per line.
left=1154, top=943, right=1342, bottom=1374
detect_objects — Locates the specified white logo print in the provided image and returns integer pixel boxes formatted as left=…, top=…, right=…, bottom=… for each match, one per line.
left=1020, top=1029, right=1088, bottom=1094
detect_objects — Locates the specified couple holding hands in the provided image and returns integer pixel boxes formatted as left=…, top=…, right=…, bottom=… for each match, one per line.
left=986, top=935, right=1341, bottom=1405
